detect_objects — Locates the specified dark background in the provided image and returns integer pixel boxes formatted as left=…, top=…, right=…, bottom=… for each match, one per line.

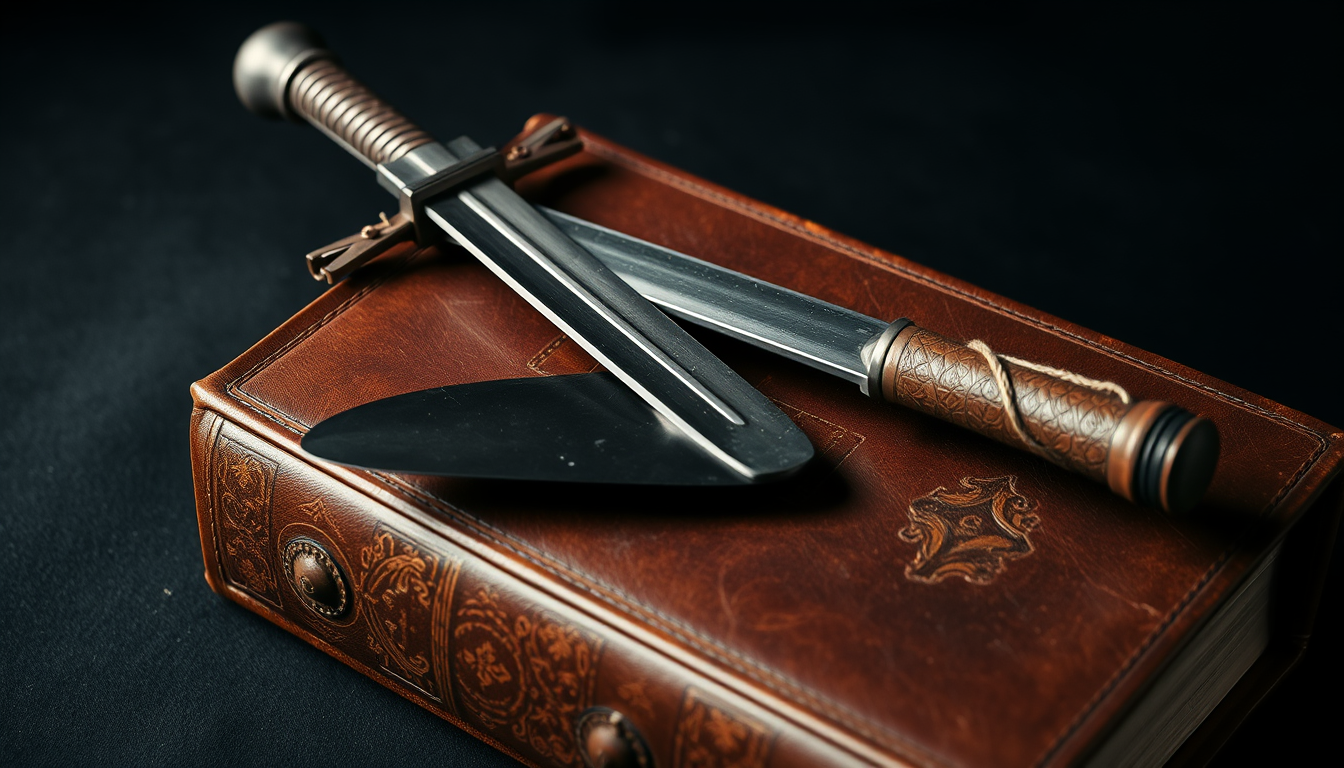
left=2, top=1, right=1339, bottom=765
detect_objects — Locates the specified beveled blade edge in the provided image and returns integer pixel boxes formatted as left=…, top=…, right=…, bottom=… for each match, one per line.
left=540, top=207, right=889, bottom=388
left=420, top=158, right=814, bottom=483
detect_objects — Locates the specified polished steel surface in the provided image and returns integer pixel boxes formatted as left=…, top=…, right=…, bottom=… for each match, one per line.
left=407, top=141, right=812, bottom=482
left=541, top=208, right=891, bottom=388
left=302, top=373, right=754, bottom=485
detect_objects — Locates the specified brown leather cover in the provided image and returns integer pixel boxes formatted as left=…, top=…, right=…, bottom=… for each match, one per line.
left=189, top=128, right=1344, bottom=768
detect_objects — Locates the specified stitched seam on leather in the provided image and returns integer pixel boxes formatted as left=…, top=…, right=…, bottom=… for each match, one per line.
left=230, top=393, right=307, bottom=434
left=583, top=141, right=1331, bottom=450
left=227, top=247, right=423, bottom=405
left=1032, top=436, right=1329, bottom=767
left=526, top=334, right=569, bottom=374
left=214, top=146, right=1336, bottom=765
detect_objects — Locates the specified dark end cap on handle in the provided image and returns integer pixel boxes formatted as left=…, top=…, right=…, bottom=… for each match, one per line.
left=233, top=21, right=334, bottom=121
left=1109, top=401, right=1220, bottom=515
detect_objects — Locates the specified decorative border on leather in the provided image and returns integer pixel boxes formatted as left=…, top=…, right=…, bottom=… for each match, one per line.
left=211, top=430, right=283, bottom=607
left=452, top=581, right=604, bottom=766
left=225, top=244, right=426, bottom=432
left=358, top=523, right=462, bottom=706
left=673, top=686, right=775, bottom=768
left=217, top=137, right=1338, bottom=766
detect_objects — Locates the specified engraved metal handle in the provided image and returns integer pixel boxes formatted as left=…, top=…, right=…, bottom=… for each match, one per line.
left=877, top=323, right=1220, bottom=513
left=233, top=21, right=435, bottom=167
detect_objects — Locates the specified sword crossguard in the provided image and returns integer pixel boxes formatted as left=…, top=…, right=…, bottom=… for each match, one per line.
left=304, top=212, right=414, bottom=283
left=500, top=116, right=581, bottom=182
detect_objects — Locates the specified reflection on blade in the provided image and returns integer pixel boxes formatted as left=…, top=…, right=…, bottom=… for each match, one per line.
left=540, top=207, right=889, bottom=387
left=302, top=373, right=753, bottom=485
left=409, top=142, right=814, bottom=482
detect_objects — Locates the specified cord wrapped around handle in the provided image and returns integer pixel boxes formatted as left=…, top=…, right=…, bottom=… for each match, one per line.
left=233, top=22, right=435, bottom=167
left=876, top=323, right=1220, bottom=514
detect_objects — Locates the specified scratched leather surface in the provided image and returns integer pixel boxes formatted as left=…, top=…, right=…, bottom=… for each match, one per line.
left=195, top=130, right=1343, bottom=767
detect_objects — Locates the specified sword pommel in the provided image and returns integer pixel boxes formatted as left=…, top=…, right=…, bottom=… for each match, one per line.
left=233, top=22, right=334, bottom=122
left=234, top=22, right=435, bottom=167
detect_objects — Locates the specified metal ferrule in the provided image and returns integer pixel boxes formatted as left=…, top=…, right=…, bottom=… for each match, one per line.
left=861, top=319, right=912, bottom=398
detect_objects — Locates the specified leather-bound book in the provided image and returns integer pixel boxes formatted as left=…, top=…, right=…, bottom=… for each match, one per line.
left=189, top=129, right=1343, bottom=768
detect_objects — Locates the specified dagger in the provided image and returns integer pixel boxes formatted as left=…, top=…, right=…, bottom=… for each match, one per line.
left=233, top=22, right=814, bottom=483
left=543, top=210, right=1221, bottom=514
left=304, top=203, right=1220, bottom=514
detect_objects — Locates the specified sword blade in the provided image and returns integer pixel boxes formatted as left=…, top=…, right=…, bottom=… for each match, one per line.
left=540, top=208, right=890, bottom=388
left=422, top=170, right=812, bottom=482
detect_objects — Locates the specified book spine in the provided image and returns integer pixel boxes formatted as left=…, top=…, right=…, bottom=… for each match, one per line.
left=189, top=407, right=871, bottom=768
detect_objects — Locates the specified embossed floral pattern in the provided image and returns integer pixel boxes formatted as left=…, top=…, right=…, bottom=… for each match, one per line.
left=453, top=587, right=602, bottom=766
left=214, top=436, right=280, bottom=604
left=673, top=688, right=772, bottom=768
left=360, top=528, right=447, bottom=700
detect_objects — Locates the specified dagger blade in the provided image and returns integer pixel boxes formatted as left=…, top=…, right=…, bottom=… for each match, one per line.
left=302, top=372, right=750, bottom=485
left=539, top=207, right=893, bottom=389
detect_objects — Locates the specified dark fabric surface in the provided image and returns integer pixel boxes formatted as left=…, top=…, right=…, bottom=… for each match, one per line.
left=1, top=2, right=1338, bottom=765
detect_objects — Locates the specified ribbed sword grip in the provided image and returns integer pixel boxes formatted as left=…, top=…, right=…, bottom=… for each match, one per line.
left=233, top=21, right=435, bottom=167
left=878, top=324, right=1220, bottom=514
left=287, top=58, right=436, bottom=166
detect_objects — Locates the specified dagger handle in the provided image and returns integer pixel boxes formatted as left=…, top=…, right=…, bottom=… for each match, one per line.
left=876, top=323, right=1220, bottom=514
left=233, top=22, right=436, bottom=167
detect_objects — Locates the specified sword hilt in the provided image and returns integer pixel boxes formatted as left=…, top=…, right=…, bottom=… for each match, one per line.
left=233, top=21, right=436, bottom=167
left=869, top=322, right=1220, bottom=514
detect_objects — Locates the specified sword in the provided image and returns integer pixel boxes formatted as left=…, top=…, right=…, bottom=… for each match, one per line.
left=240, top=25, right=1219, bottom=512
left=233, top=22, right=814, bottom=483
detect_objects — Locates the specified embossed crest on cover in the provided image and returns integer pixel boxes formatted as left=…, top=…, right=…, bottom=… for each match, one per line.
left=899, top=476, right=1039, bottom=585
